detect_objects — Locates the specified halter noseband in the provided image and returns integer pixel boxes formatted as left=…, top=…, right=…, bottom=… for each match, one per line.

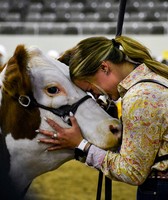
left=18, top=95, right=91, bottom=125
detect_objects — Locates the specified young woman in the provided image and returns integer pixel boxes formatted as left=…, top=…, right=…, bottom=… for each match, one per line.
left=38, top=36, right=168, bottom=199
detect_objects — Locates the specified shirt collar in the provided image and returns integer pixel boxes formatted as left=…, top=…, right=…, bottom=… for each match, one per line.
left=118, top=63, right=152, bottom=98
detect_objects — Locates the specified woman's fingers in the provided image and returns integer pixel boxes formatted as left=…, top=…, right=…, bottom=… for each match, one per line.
left=37, top=116, right=84, bottom=150
left=69, top=114, right=78, bottom=127
left=37, top=129, right=54, bottom=137
left=45, top=117, right=63, bottom=132
left=47, top=146, right=61, bottom=151
left=38, top=138, right=60, bottom=145
left=47, top=146, right=62, bottom=151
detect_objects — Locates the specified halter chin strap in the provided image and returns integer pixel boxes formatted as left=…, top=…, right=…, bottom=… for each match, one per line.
left=18, top=95, right=91, bottom=125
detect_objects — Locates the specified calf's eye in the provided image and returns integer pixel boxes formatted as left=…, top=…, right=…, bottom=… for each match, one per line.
left=47, top=86, right=59, bottom=94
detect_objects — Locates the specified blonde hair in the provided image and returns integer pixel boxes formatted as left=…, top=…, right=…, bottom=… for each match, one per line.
left=58, top=36, right=168, bottom=81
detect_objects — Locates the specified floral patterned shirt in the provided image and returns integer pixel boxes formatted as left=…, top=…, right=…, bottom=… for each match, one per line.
left=86, top=64, right=168, bottom=185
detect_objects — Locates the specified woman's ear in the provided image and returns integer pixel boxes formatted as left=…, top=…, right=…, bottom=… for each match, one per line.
left=100, top=61, right=110, bottom=75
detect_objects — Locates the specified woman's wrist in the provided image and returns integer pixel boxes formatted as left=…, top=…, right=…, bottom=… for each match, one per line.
left=74, top=139, right=92, bottom=162
left=77, top=139, right=91, bottom=152
left=77, top=139, right=88, bottom=150
left=83, top=141, right=92, bottom=153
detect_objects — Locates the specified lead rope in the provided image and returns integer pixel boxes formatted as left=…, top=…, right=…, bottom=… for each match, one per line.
left=96, top=172, right=112, bottom=200
left=96, top=1, right=127, bottom=199
left=116, top=0, right=127, bottom=36
left=96, top=171, right=103, bottom=200
left=105, top=176, right=112, bottom=200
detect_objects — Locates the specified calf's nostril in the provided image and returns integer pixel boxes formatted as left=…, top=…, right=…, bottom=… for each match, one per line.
left=109, top=125, right=119, bottom=134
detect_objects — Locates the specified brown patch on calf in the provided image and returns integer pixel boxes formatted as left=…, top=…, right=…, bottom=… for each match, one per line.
left=0, top=45, right=41, bottom=139
left=0, top=63, right=6, bottom=73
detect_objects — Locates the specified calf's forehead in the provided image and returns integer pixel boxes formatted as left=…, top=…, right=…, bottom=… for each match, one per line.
left=28, top=53, right=84, bottom=97
left=28, top=48, right=70, bottom=76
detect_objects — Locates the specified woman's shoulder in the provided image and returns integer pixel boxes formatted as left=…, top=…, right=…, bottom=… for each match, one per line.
left=125, top=79, right=168, bottom=100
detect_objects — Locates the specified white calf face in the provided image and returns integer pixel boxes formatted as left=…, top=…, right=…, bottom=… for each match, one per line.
left=28, top=48, right=121, bottom=149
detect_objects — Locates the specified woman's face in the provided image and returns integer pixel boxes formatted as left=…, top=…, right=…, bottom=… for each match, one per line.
left=74, top=61, right=123, bottom=101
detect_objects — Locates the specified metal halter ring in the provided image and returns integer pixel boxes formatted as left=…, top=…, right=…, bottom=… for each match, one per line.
left=52, top=133, right=58, bottom=139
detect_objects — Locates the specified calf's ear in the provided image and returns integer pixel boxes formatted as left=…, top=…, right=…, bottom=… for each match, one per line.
left=0, top=45, right=41, bottom=139
left=3, top=45, right=32, bottom=98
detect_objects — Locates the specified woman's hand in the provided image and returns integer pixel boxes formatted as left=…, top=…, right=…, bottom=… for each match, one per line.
left=37, top=115, right=84, bottom=151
